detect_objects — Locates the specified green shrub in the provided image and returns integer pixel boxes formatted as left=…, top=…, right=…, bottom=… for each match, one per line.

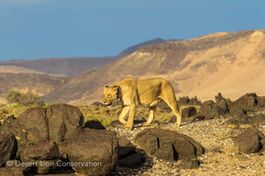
left=6, top=91, right=42, bottom=106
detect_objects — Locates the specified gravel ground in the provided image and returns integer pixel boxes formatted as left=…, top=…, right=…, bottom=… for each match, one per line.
left=108, top=117, right=265, bottom=176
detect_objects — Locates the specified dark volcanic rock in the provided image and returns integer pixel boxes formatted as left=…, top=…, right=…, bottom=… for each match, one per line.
left=46, top=104, right=84, bottom=142
left=227, top=114, right=265, bottom=128
left=118, top=136, right=132, bottom=147
left=17, top=107, right=49, bottom=143
left=25, top=128, right=45, bottom=144
left=257, top=96, right=265, bottom=107
left=118, top=146, right=135, bottom=159
left=199, top=94, right=229, bottom=119
left=0, top=104, right=123, bottom=175
left=230, top=93, right=259, bottom=115
left=35, top=160, right=59, bottom=174
left=157, top=99, right=171, bottom=113
left=20, top=141, right=60, bottom=174
left=227, top=115, right=252, bottom=128
left=118, top=136, right=145, bottom=168
left=135, top=128, right=204, bottom=162
left=178, top=97, right=190, bottom=106
left=189, top=97, right=202, bottom=106
left=0, top=133, right=18, bottom=167
left=199, top=100, right=218, bottom=119
left=181, top=106, right=197, bottom=118
left=118, top=152, right=145, bottom=168
left=178, top=96, right=202, bottom=106
left=215, top=93, right=229, bottom=115
left=17, top=104, right=84, bottom=144
left=0, top=120, right=28, bottom=153
left=20, top=141, right=60, bottom=162
left=118, top=136, right=135, bottom=158
left=234, top=128, right=265, bottom=153
left=63, top=129, right=118, bottom=176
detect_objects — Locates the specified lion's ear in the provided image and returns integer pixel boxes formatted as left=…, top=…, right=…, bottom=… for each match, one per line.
left=113, top=85, right=120, bottom=90
left=104, top=85, right=109, bottom=88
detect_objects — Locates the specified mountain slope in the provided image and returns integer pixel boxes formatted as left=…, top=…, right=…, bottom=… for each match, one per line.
left=118, top=38, right=165, bottom=57
left=46, top=30, right=265, bottom=104
left=0, top=65, right=45, bottom=74
left=0, top=57, right=115, bottom=76
left=0, top=73, right=67, bottom=103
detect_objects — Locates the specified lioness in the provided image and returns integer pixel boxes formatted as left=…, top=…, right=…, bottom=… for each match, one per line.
left=103, top=78, right=182, bottom=129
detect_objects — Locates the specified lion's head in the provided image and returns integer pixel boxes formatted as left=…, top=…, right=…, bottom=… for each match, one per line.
left=103, top=85, right=120, bottom=106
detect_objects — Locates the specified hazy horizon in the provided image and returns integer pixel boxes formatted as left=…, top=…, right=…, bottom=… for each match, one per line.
left=0, top=0, right=265, bottom=60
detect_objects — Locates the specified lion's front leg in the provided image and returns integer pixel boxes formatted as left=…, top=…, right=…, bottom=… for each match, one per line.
left=118, top=106, right=130, bottom=124
left=126, top=104, right=136, bottom=130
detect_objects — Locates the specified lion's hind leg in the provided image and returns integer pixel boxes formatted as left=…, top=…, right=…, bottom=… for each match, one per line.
left=163, top=100, right=182, bottom=126
left=160, top=86, right=182, bottom=126
left=170, top=105, right=182, bottom=127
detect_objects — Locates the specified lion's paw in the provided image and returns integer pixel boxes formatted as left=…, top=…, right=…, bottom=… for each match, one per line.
left=125, top=124, right=133, bottom=130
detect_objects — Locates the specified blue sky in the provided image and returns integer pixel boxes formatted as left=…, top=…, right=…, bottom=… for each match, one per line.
left=0, top=0, right=265, bottom=60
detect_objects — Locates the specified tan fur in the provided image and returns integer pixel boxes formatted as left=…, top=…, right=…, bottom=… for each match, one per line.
left=103, top=78, right=182, bottom=129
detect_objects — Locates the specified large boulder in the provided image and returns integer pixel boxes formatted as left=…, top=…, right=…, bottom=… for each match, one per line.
left=199, top=93, right=230, bottom=119
left=20, top=141, right=60, bottom=174
left=227, top=114, right=265, bottom=129
left=234, top=128, right=265, bottom=153
left=230, top=93, right=259, bottom=115
left=215, top=93, right=229, bottom=115
left=63, top=129, right=118, bottom=176
left=199, top=100, right=218, bottom=119
left=135, top=128, right=204, bottom=162
left=0, top=133, right=18, bottom=167
left=17, top=104, right=84, bottom=144
left=46, top=104, right=84, bottom=142
left=0, top=117, right=27, bottom=147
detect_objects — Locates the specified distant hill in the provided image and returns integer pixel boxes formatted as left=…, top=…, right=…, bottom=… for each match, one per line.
left=0, top=57, right=115, bottom=76
left=118, top=38, right=165, bottom=56
left=0, top=65, right=45, bottom=74
left=2, top=30, right=265, bottom=105
left=45, top=30, right=265, bottom=104
left=0, top=73, right=67, bottom=98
